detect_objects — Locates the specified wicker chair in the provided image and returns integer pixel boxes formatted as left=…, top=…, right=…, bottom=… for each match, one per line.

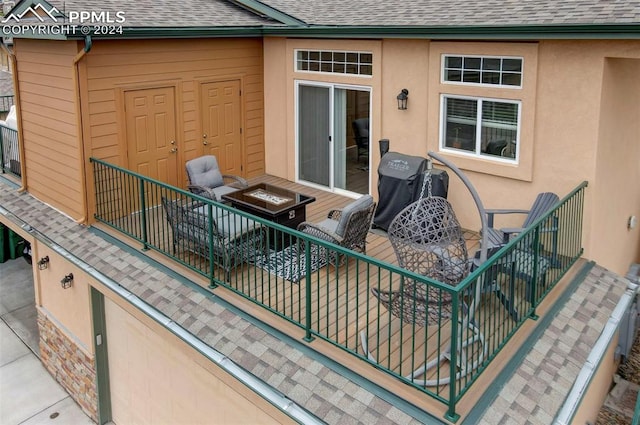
left=297, top=195, right=376, bottom=262
left=185, top=155, right=248, bottom=201
left=360, top=196, right=485, bottom=386
left=161, top=196, right=264, bottom=281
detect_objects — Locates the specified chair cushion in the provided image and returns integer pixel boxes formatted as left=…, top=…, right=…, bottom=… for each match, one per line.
left=314, top=218, right=339, bottom=235
left=211, top=185, right=239, bottom=200
left=215, top=212, right=262, bottom=241
left=186, top=156, right=224, bottom=188
left=336, top=195, right=373, bottom=236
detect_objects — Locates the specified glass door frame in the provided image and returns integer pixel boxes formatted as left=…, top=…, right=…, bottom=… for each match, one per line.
left=294, top=80, right=372, bottom=197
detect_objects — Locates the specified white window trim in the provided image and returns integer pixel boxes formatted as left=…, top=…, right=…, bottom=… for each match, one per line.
left=440, top=54, right=524, bottom=89
left=294, top=49, right=373, bottom=78
left=439, top=94, right=521, bottom=164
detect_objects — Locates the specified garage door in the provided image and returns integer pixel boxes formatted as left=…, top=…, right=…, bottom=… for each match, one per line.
left=104, top=299, right=283, bottom=424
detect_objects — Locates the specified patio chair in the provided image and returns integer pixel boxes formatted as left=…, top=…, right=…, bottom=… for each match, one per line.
left=484, top=192, right=560, bottom=247
left=427, top=151, right=557, bottom=322
left=161, top=196, right=264, bottom=281
left=297, top=195, right=376, bottom=262
left=351, top=118, right=369, bottom=163
left=360, top=189, right=485, bottom=386
left=185, top=155, right=248, bottom=201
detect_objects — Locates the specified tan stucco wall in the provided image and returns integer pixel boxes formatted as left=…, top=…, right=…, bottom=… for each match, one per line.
left=591, top=57, right=640, bottom=274
left=34, top=241, right=93, bottom=353
left=263, top=37, right=640, bottom=275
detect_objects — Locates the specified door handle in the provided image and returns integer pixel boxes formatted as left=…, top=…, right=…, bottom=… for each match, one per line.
left=170, top=147, right=177, bottom=153
left=203, top=134, right=208, bottom=145
left=203, top=140, right=208, bottom=145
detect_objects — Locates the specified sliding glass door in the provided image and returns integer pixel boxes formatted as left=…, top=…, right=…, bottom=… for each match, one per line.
left=297, top=82, right=371, bottom=195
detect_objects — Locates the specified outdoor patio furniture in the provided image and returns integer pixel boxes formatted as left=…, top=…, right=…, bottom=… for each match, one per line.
left=297, top=194, right=376, bottom=261
left=352, top=117, right=369, bottom=163
left=161, top=196, right=264, bottom=281
left=428, top=151, right=557, bottom=322
left=185, top=155, right=248, bottom=201
left=361, top=170, right=485, bottom=386
left=484, top=192, right=560, bottom=247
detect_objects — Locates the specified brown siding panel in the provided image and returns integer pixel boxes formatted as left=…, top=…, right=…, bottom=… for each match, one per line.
left=85, top=39, right=265, bottom=181
left=15, top=39, right=83, bottom=220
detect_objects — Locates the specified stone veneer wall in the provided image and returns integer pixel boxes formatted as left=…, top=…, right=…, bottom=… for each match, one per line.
left=38, top=310, right=98, bottom=422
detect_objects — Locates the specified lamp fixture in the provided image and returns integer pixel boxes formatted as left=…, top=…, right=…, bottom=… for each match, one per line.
left=60, top=273, right=74, bottom=289
left=37, top=256, right=50, bottom=270
left=397, top=88, right=409, bottom=110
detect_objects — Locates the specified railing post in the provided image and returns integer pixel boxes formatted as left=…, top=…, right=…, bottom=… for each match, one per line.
left=303, top=240, right=314, bottom=342
left=529, top=226, right=541, bottom=320
left=445, top=288, right=460, bottom=422
left=208, top=203, right=217, bottom=289
left=138, top=179, right=149, bottom=251
left=0, top=127, right=4, bottom=174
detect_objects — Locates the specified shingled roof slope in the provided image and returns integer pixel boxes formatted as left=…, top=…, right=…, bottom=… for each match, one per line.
left=260, top=0, right=640, bottom=26
left=43, top=0, right=278, bottom=27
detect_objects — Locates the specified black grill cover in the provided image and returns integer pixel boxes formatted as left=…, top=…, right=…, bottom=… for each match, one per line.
left=373, top=152, right=449, bottom=231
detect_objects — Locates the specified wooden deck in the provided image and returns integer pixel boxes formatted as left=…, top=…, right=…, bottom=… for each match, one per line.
left=101, top=174, right=568, bottom=421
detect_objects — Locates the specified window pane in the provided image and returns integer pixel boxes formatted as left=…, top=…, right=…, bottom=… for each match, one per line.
left=333, top=52, right=346, bottom=62
left=309, top=61, right=320, bottom=72
left=464, top=57, right=481, bottom=70
left=333, top=63, right=345, bottom=73
left=445, top=56, right=463, bottom=68
left=501, top=73, right=522, bottom=86
left=308, top=51, right=320, bottom=61
left=321, top=62, right=332, bottom=73
left=359, top=64, right=372, bottom=75
left=480, top=101, right=518, bottom=158
left=482, top=71, right=500, bottom=85
left=297, top=51, right=308, bottom=60
left=482, top=58, right=501, bottom=70
left=445, top=69, right=462, bottom=82
left=463, top=70, right=480, bottom=83
left=321, top=51, right=332, bottom=61
left=444, top=97, right=477, bottom=151
left=502, top=58, right=522, bottom=72
left=297, top=60, right=308, bottom=71
left=345, top=63, right=358, bottom=74
left=346, top=52, right=358, bottom=63
left=360, top=53, right=372, bottom=64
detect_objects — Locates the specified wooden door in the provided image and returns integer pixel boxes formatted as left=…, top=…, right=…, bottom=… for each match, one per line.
left=200, top=80, right=243, bottom=175
left=125, top=87, right=178, bottom=187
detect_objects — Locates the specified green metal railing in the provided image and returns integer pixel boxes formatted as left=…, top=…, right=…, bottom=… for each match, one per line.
left=0, top=122, right=20, bottom=177
left=91, top=157, right=586, bottom=421
left=0, top=95, right=14, bottom=115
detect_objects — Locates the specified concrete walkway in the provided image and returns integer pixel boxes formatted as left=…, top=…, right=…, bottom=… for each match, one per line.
left=0, top=258, right=94, bottom=425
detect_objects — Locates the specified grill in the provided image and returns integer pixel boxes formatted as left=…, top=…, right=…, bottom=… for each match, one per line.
left=373, top=152, right=448, bottom=231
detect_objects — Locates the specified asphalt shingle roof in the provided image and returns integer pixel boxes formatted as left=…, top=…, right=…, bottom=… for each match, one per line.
left=45, top=0, right=277, bottom=27
left=260, top=0, right=640, bottom=26
left=11, top=0, right=640, bottom=28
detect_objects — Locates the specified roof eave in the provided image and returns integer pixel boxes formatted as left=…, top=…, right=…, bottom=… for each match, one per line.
left=7, top=23, right=640, bottom=41
left=262, top=23, right=640, bottom=40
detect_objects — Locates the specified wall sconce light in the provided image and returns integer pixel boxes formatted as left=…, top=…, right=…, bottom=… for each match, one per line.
left=60, top=273, right=74, bottom=289
left=397, top=89, right=409, bottom=110
left=37, top=256, right=50, bottom=270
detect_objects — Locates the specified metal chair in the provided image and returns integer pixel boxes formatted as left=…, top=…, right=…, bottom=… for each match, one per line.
left=185, top=155, right=248, bottom=201
left=351, top=118, right=370, bottom=163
